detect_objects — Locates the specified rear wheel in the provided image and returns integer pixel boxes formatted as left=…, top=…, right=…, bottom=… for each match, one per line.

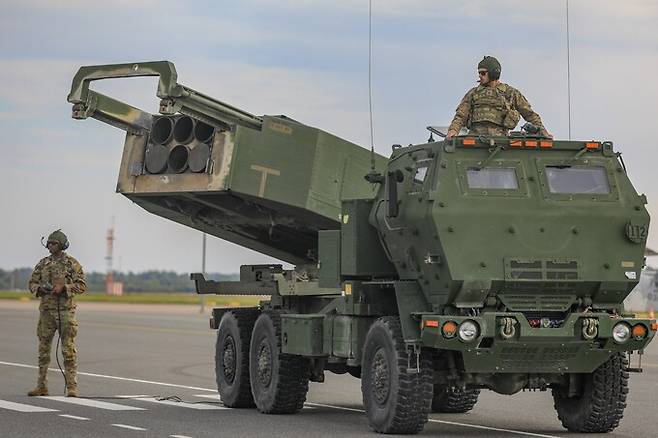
left=215, top=309, right=259, bottom=408
left=431, top=384, right=480, bottom=413
left=249, top=312, right=310, bottom=414
left=552, top=353, right=629, bottom=433
left=361, top=316, right=433, bottom=434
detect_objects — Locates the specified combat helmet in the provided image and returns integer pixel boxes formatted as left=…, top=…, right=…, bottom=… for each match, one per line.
left=47, top=229, right=69, bottom=250
left=478, top=56, right=501, bottom=80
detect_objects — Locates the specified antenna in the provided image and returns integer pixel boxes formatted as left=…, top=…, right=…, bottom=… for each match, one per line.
left=105, top=216, right=123, bottom=296
left=105, top=217, right=115, bottom=295
left=566, top=0, right=572, bottom=140
left=368, top=0, right=375, bottom=171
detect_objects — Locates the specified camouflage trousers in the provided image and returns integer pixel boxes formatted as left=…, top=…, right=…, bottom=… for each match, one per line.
left=35, top=307, right=78, bottom=388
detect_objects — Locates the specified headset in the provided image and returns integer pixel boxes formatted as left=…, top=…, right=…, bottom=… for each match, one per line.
left=479, top=56, right=501, bottom=81
left=41, top=229, right=70, bottom=250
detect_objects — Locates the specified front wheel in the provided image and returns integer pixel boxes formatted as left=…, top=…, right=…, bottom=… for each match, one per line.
left=361, top=316, right=433, bottom=434
left=249, top=312, right=310, bottom=414
left=552, top=353, right=629, bottom=433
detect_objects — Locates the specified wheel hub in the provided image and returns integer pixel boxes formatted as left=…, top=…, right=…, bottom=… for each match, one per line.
left=256, top=340, right=273, bottom=387
left=371, top=348, right=390, bottom=406
left=222, top=335, right=236, bottom=383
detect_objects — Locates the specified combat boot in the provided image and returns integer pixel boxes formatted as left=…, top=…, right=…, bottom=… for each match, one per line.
left=64, top=360, right=78, bottom=397
left=27, top=386, right=49, bottom=396
left=65, top=385, right=78, bottom=397
left=28, top=368, right=49, bottom=396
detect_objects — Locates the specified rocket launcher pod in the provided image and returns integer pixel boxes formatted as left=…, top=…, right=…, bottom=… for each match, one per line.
left=67, top=61, right=387, bottom=265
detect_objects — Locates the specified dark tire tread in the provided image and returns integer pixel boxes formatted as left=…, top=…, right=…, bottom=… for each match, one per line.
left=363, top=316, right=433, bottom=434
left=253, top=311, right=310, bottom=414
left=216, top=308, right=259, bottom=408
left=553, top=352, right=629, bottom=433
left=431, top=385, right=480, bottom=413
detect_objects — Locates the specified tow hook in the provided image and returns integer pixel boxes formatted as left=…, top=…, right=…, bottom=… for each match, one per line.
left=582, top=318, right=598, bottom=340
left=499, top=317, right=516, bottom=339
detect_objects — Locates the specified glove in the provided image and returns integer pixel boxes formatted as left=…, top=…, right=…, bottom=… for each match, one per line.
left=36, top=283, right=53, bottom=297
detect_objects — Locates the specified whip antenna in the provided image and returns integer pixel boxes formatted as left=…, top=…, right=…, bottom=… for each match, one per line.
left=368, top=0, right=375, bottom=171
left=566, top=0, right=572, bottom=140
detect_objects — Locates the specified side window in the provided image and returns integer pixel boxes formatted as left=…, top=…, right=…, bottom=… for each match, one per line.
left=456, top=159, right=528, bottom=197
left=466, top=167, right=519, bottom=189
left=545, top=166, right=610, bottom=194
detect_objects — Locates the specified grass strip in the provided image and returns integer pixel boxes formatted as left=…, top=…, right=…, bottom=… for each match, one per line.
left=0, top=290, right=264, bottom=307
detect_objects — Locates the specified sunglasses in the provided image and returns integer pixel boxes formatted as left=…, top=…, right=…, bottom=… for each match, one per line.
left=478, top=70, right=488, bottom=76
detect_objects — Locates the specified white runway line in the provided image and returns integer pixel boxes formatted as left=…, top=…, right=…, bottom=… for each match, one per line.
left=428, top=419, right=560, bottom=438
left=2, top=360, right=561, bottom=437
left=305, top=402, right=364, bottom=413
left=59, top=414, right=90, bottom=420
left=0, top=399, right=58, bottom=413
left=112, top=423, right=147, bottom=431
left=192, top=394, right=220, bottom=400
left=171, top=435, right=194, bottom=438
left=0, top=361, right=215, bottom=392
left=135, top=397, right=228, bottom=410
left=305, top=403, right=561, bottom=438
left=40, top=396, right=146, bottom=411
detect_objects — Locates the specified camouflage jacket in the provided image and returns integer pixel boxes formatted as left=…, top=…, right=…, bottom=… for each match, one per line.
left=447, top=82, right=548, bottom=136
left=28, top=253, right=86, bottom=310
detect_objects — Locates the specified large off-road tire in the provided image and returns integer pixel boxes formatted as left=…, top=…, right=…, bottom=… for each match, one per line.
left=249, top=312, right=310, bottom=414
left=361, top=316, right=433, bottom=434
left=431, top=384, right=480, bottom=413
left=552, top=353, right=629, bottom=433
left=215, top=309, right=259, bottom=408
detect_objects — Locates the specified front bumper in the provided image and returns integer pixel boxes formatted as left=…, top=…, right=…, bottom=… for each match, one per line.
left=420, top=312, right=656, bottom=373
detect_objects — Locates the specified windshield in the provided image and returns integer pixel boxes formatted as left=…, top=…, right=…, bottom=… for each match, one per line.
left=466, top=167, right=518, bottom=189
left=545, top=166, right=610, bottom=194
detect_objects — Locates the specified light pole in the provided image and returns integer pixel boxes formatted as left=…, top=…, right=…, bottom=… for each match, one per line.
left=200, top=232, right=207, bottom=313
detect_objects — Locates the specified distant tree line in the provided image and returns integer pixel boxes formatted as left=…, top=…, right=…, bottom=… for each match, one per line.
left=0, top=268, right=237, bottom=293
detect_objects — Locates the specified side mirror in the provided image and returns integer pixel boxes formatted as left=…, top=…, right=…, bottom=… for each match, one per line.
left=387, top=169, right=404, bottom=217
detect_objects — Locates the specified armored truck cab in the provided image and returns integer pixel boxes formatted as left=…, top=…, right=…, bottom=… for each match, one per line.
left=68, top=61, right=656, bottom=435
left=371, top=136, right=651, bottom=373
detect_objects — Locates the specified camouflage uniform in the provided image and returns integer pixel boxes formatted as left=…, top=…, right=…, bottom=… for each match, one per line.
left=28, top=253, right=86, bottom=394
left=447, top=83, right=549, bottom=137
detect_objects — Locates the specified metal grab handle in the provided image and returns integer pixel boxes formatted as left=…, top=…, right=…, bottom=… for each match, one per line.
left=67, top=61, right=178, bottom=104
left=67, top=60, right=262, bottom=131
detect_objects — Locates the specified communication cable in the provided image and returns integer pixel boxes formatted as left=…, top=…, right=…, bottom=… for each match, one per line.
left=55, top=293, right=68, bottom=393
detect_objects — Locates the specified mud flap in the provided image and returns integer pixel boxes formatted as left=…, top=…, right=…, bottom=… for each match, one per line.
left=393, top=281, right=432, bottom=343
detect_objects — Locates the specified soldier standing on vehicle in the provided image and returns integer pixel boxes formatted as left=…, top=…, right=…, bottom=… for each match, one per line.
left=446, top=56, right=552, bottom=139
left=27, top=229, right=86, bottom=397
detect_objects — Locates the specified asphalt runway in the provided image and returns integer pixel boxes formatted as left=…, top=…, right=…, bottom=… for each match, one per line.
left=1, top=300, right=656, bottom=438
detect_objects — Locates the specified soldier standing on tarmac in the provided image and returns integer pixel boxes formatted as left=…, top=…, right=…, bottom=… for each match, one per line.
left=446, top=56, right=552, bottom=139
left=27, top=229, right=86, bottom=397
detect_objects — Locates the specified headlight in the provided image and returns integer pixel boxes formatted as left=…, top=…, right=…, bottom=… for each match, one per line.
left=458, top=320, right=480, bottom=342
left=612, top=323, right=631, bottom=343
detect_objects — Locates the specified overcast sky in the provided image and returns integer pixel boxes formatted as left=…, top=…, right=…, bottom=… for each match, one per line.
left=1, top=0, right=657, bottom=274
